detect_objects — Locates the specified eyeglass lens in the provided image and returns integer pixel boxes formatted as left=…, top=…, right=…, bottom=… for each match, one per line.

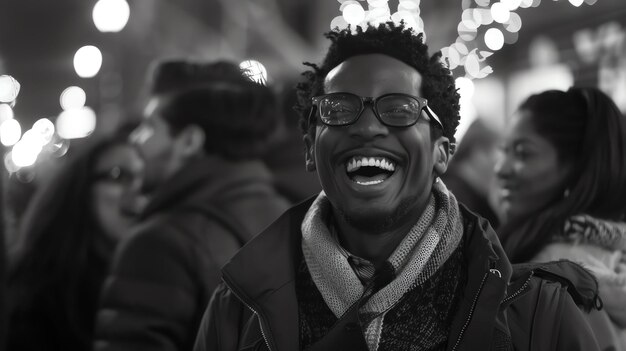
left=318, top=93, right=422, bottom=127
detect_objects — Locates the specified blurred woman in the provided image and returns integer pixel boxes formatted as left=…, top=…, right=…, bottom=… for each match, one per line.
left=495, top=87, right=626, bottom=350
left=7, top=125, right=144, bottom=351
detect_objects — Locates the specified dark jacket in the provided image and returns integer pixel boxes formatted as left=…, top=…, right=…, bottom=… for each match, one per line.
left=193, top=199, right=601, bottom=351
left=94, top=157, right=290, bottom=351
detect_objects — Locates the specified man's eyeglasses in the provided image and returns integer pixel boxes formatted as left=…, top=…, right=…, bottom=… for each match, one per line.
left=309, top=92, right=444, bottom=129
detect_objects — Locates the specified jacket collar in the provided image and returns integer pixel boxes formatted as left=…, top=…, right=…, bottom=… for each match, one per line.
left=141, top=156, right=274, bottom=219
left=221, top=200, right=512, bottom=351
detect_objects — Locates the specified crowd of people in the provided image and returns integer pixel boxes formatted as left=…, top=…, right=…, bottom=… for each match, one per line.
left=3, top=21, right=625, bottom=351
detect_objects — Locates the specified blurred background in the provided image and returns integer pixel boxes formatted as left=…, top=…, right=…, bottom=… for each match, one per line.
left=0, top=0, right=625, bottom=243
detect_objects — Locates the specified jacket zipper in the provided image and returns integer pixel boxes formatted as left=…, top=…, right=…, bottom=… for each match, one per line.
left=222, top=277, right=273, bottom=351
left=502, top=271, right=533, bottom=305
left=450, top=271, right=489, bottom=351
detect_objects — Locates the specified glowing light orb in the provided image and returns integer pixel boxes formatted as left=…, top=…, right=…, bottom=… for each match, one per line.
left=464, top=53, right=481, bottom=78
left=56, top=107, right=97, bottom=139
left=398, top=1, right=420, bottom=12
left=11, top=139, right=40, bottom=168
left=458, top=22, right=478, bottom=41
left=4, top=152, right=19, bottom=173
left=0, top=104, right=14, bottom=123
left=74, top=46, right=103, bottom=78
left=330, top=15, right=349, bottom=31
left=60, top=86, right=87, bottom=110
left=505, top=12, right=522, bottom=32
left=32, top=118, right=55, bottom=144
left=501, top=0, right=522, bottom=10
left=391, top=10, right=417, bottom=27
left=519, top=0, right=534, bottom=7
left=485, top=27, right=505, bottom=50
left=239, top=60, right=268, bottom=85
left=0, top=75, right=20, bottom=103
left=475, top=0, right=491, bottom=6
left=343, top=3, right=366, bottom=25
left=568, top=0, right=584, bottom=6
left=21, top=129, right=46, bottom=149
left=93, top=0, right=130, bottom=33
left=461, top=9, right=480, bottom=30
left=0, top=119, right=21, bottom=146
left=455, top=77, right=476, bottom=99
left=490, top=2, right=511, bottom=23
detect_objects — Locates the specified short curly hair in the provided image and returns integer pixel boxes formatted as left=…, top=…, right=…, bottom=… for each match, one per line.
left=295, top=22, right=460, bottom=144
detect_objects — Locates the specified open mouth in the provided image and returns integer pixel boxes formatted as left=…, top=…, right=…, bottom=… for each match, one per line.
left=345, top=156, right=396, bottom=186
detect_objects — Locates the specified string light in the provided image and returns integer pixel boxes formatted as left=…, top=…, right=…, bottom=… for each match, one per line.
left=568, top=0, right=584, bottom=6
left=239, top=60, right=268, bottom=85
left=490, top=3, right=511, bottom=23
left=56, top=107, right=97, bottom=139
left=60, top=86, right=87, bottom=110
left=0, top=75, right=20, bottom=103
left=0, top=104, right=14, bottom=124
left=485, top=28, right=505, bottom=50
left=342, top=3, right=366, bottom=26
left=0, top=119, right=21, bottom=146
left=74, top=45, right=103, bottom=78
left=93, top=0, right=130, bottom=33
left=32, top=118, right=55, bottom=145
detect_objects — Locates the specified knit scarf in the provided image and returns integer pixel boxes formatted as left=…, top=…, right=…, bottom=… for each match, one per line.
left=561, top=214, right=626, bottom=251
left=301, top=180, right=464, bottom=351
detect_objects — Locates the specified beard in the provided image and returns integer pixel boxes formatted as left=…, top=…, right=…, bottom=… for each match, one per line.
left=334, top=194, right=420, bottom=234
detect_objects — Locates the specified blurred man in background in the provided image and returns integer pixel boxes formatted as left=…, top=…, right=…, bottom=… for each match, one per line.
left=94, top=60, right=290, bottom=351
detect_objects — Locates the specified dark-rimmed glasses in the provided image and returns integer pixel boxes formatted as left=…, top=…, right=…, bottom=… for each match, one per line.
left=309, top=92, right=444, bottom=129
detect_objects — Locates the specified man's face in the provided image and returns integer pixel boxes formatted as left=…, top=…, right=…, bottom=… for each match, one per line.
left=129, top=96, right=179, bottom=193
left=306, top=54, right=444, bottom=232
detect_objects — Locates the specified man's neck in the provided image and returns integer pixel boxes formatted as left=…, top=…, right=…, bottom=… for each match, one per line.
left=332, top=209, right=421, bottom=269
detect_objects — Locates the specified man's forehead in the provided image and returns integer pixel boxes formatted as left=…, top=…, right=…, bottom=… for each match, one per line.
left=323, top=54, right=423, bottom=95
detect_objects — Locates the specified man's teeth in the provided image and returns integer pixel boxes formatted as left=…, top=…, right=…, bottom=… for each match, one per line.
left=346, top=156, right=396, bottom=173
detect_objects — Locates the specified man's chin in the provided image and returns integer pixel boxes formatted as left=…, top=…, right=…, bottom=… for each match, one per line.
left=335, top=197, right=417, bottom=234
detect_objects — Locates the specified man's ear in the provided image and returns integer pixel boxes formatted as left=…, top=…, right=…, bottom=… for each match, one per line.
left=433, top=136, right=451, bottom=177
left=177, top=125, right=205, bottom=157
left=303, top=134, right=316, bottom=172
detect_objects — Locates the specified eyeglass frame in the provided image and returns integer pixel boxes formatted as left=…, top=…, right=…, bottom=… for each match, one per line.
left=307, top=92, right=444, bottom=130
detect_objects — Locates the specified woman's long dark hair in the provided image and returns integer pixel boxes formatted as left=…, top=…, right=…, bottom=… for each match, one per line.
left=7, top=125, right=136, bottom=350
left=500, top=87, right=626, bottom=263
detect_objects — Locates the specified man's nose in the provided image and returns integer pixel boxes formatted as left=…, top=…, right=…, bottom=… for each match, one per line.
left=348, top=107, right=389, bottom=140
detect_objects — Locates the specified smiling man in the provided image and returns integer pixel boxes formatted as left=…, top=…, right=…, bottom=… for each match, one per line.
left=193, top=24, right=600, bottom=351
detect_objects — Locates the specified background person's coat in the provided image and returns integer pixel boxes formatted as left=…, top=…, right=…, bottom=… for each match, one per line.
left=192, top=199, right=601, bottom=351
left=533, top=219, right=626, bottom=351
left=94, top=157, right=290, bottom=351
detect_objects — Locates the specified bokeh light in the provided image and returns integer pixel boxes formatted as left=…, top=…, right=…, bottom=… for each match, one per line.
left=568, top=0, right=584, bottom=6
left=239, top=60, right=268, bottom=85
left=0, top=75, right=20, bottom=103
left=0, top=119, right=21, bottom=146
left=56, top=107, right=97, bottom=139
left=342, top=3, right=366, bottom=25
left=93, top=0, right=130, bottom=33
left=461, top=9, right=480, bottom=30
left=32, top=118, right=56, bottom=145
left=458, top=22, right=478, bottom=41
left=4, top=152, right=19, bottom=173
left=501, top=0, right=522, bottom=10
left=73, top=45, right=103, bottom=78
left=490, top=2, right=511, bottom=23
left=391, top=11, right=419, bottom=30
left=11, top=139, right=40, bottom=168
left=60, top=86, right=87, bottom=110
left=485, top=27, right=505, bottom=50
left=330, top=15, right=349, bottom=31
left=505, top=12, right=522, bottom=32
left=0, top=104, right=14, bottom=124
